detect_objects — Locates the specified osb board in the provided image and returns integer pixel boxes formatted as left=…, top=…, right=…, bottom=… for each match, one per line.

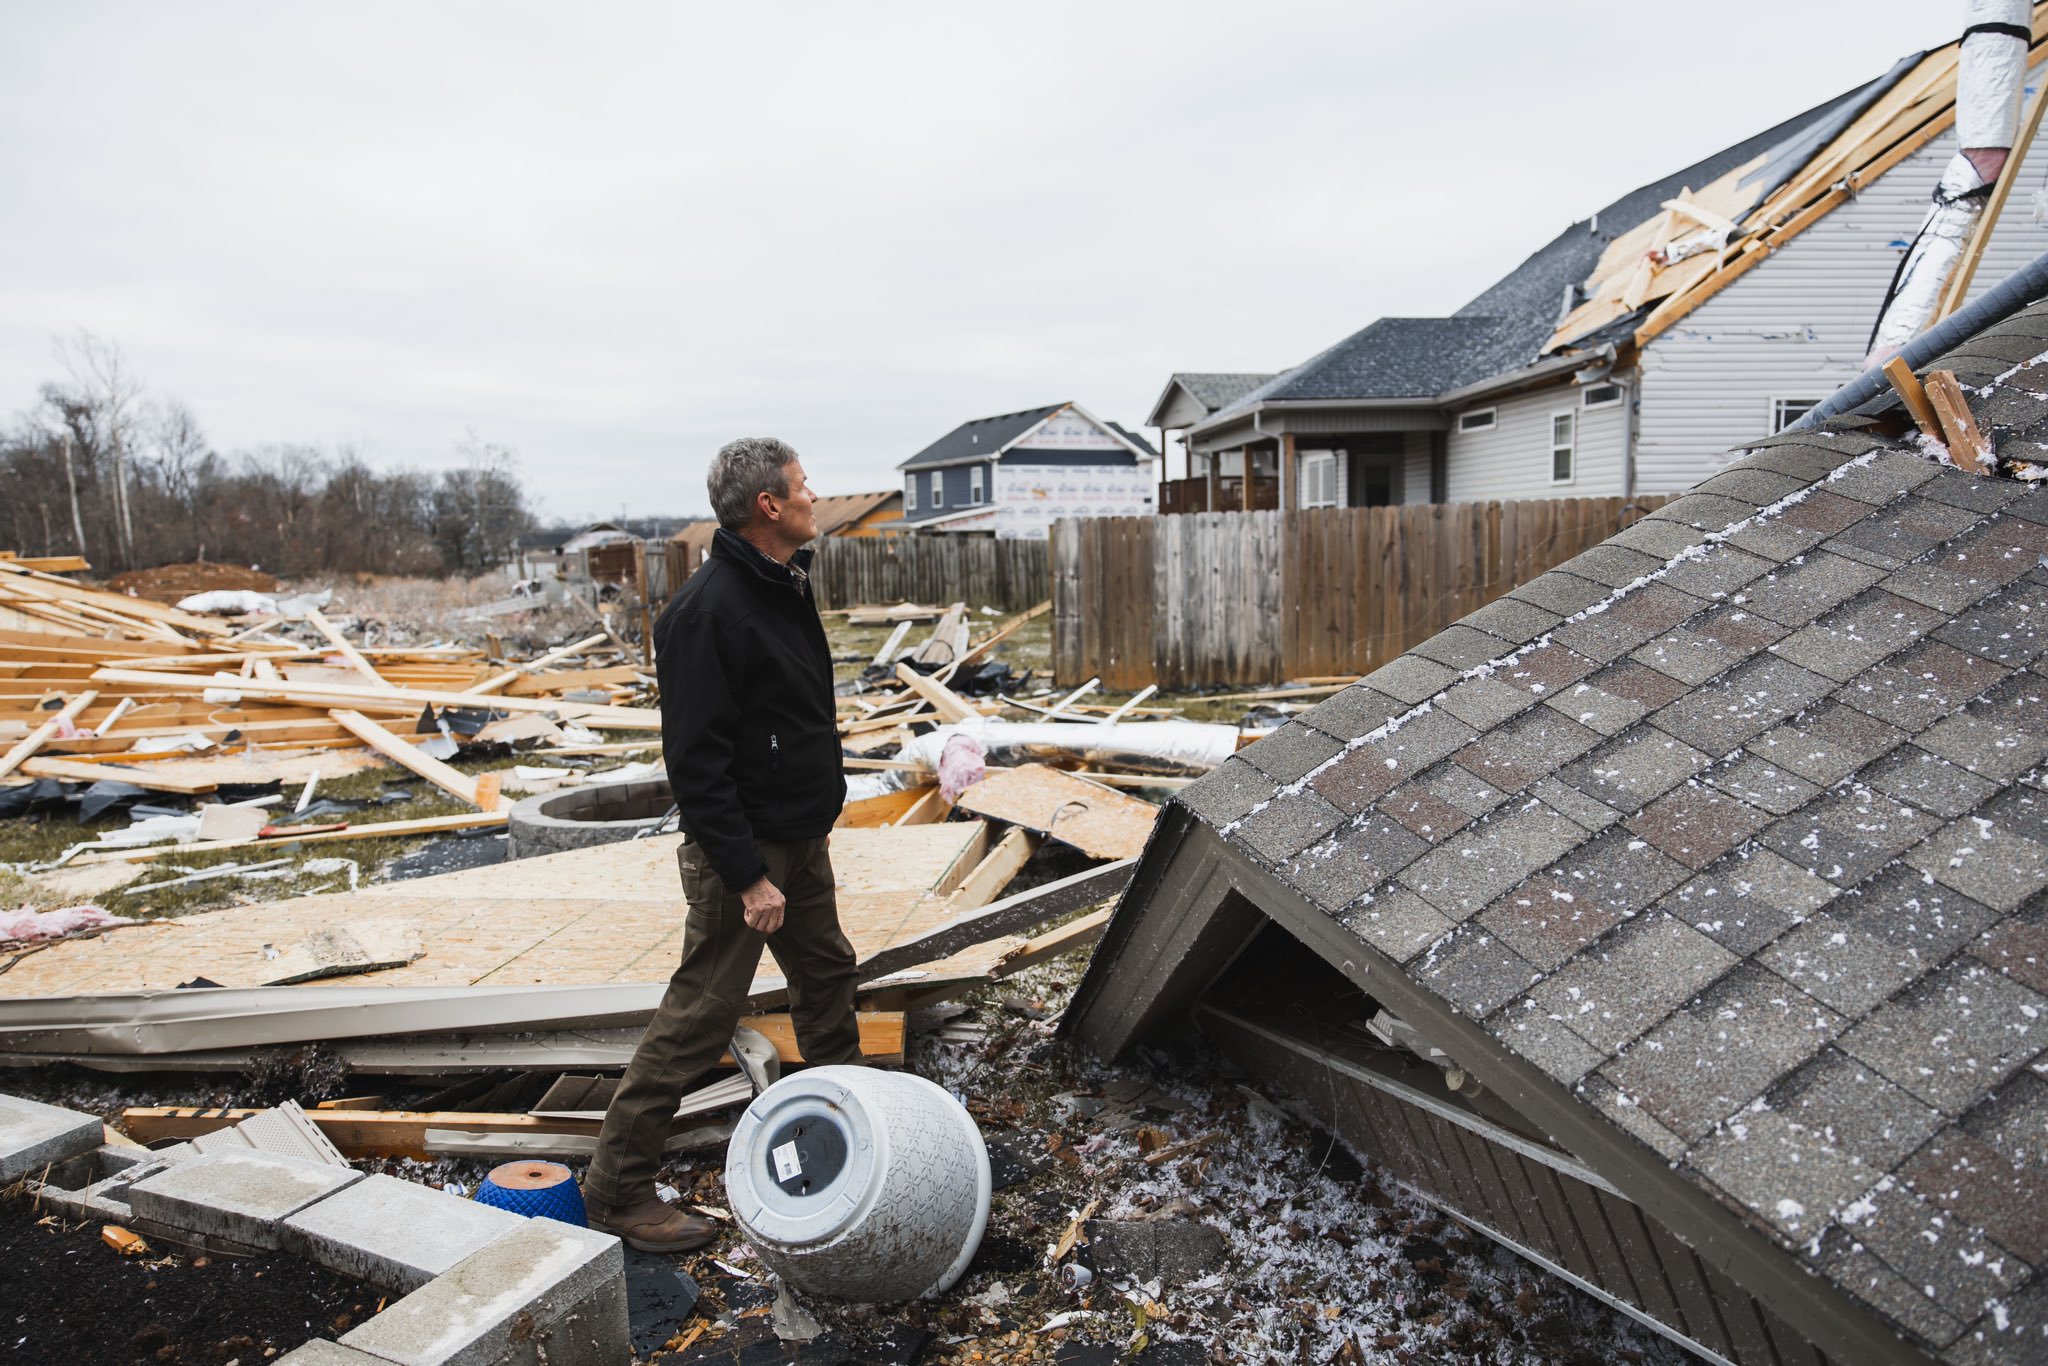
left=953, top=763, right=1158, bottom=860
left=1, top=822, right=988, bottom=997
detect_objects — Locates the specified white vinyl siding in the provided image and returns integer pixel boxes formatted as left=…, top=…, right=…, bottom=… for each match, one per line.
left=1401, top=431, right=1434, bottom=504
left=1636, top=79, right=2048, bottom=493
left=1443, top=382, right=1624, bottom=501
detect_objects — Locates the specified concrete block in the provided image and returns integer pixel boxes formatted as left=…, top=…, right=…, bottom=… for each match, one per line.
left=341, top=1218, right=626, bottom=1366
left=125, top=1148, right=362, bottom=1249
left=275, top=1341, right=391, bottom=1365
left=0, top=1092, right=103, bottom=1184
left=282, top=1173, right=528, bottom=1291
left=33, top=1147, right=192, bottom=1222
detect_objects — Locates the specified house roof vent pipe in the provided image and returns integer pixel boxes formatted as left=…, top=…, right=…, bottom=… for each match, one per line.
left=1789, top=247, right=2048, bottom=431
left=1863, top=0, right=2030, bottom=369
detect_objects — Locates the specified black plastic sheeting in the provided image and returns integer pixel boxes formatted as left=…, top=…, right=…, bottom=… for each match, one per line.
left=0, top=778, right=286, bottom=824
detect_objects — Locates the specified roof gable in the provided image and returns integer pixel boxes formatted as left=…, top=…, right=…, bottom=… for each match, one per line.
left=1100, top=299, right=2048, bottom=1359
left=898, top=404, right=1066, bottom=470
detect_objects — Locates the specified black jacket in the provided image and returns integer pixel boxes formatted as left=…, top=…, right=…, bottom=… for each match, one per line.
left=655, top=527, right=845, bottom=889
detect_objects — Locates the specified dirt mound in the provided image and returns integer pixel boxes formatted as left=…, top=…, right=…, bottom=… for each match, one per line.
left=106, top=561, right=281, bottom=604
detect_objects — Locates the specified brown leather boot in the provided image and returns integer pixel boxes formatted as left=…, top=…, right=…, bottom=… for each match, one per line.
left=585, top=1194, right=719, bottom=1253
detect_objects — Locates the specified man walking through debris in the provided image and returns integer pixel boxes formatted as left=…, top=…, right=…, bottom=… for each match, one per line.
left=583, top=437, right=861, bottom=1252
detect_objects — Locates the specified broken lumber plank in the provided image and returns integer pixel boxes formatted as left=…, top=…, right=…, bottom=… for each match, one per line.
left=890, top=785, right=953, bottom=826
left=847, top=856, right=1134, bottom=988
left=0, top=689, right=97, bottom=779
left=0, top=554, right=90, bottom=573
left=463, top=631, right=609, bottom=696
left=18, top=756, right=218, bottom=794
left=1922, top=369, right=1997, bottom=475
left=89, top=666, right=661, bottom=727
left=954, top=763, right=1159, bottom=860
left=893, top=661, right=979, bottom=723
left=941, top=827, right=1038, bottom=914
left=836, top=784, right=936, bottom=828
left=870, top=619, right=914, bottom=667
left=504, top=664, right=643, bottom=697
left=74, top=810, right=510, bottom=863
left=1883, top=356, right=1944, bottom=442
left=330, top=709, right=488, bottom=808
left=991, top=905, right=1112, bottom=976
left=304, top=608, right=388, bottom=688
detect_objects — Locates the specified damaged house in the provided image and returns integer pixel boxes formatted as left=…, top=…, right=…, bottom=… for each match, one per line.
left=896, top=401, right=1158, bottom=540
left=1156, top=7, right=2048, bottom=515
left=1068, top=290, right=2048, bottom=1365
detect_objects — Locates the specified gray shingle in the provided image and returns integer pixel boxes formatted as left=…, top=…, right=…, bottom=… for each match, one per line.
left=1694, top=467, right=1811, bottom=508
left=1546, top=825, right=1692, bottom=919
left=1362, top=654, right=1461, bottom=705
left=1505, top=570, right=1611, bottom=618
left=1649, top=492, right=1760, bottom=534
left=1654, top=543, right=1778, bottom=602
left=1690, top=1108, right=1889, bottom=1240
left=1338, top=884, right=1456, bottom=965
left=1737, top=552, right=1889, bottom=628
left=1492, top=1004, right=1608, bottom=1086
left=1529, top=913, right=1738, bottom=1053
left=1529, top=775, right=1624, bottom=834
left=1724, top=516, right=1827, bottom=563
left=1435, top=673, right=1543, bottom=731
left=1648, top=653, right=1835, bottom=754
left=1397, top=799, right=1585, bottom=921
left=1581, top=1075, right=1689, bottom=1162
left=1479, top=870, right=1624, bottom=972
left=1666, top=847, right=1839, bottom=955
left=1562, top=543, right=1666, bottom=589
left=1550, top=609, right=1662, bottom=673
left=1451, top=706, right=1602, bottom=793
left=1774, top=1047, right=1943, bottom=1175
left=1941, top=1276, right=2048, bottom=1364
left=1410, top=623, right=1514, bottom=672
left=1558, top=728, right=1713, bottom=813
left=1414, top=924, right=1540, bottom=1017
left=1839, top=958, right=2048, bottom=1114
left=1826, top=1179, right=2025, bottom=1345
left=1177, top=756, right=1276, bottom=826
left=1737, top=443, right=1862, bottom=484
left=1919, top=675, right=2048, bottom=782
left=1238, top=723, right=1343, bottom=786
left=1761, top=912, right=1927, bottom=1019
left=1234, top=790, right=1347, bottom=864
left=1758, top=784, right=1942, bottom=889
left=1609, top=516, right=1712, bottom=562
left=1745, top=702, right=1909, bottom=787
left=1601, top=963, right=1843, bottom=1141
left=1824, top=450, right=1941, bottom=505
left=1902, top=1120, right=2048, bottom=1264
left=1972, top=907, right=2048, bottom=996
left=1839, top=639, right=2012, bottom=732
left=1827, top=495, right=1983, bottom=565
left=1707, top=753, right=1824, bottom=816
left=1630, top=605, right=1787, bottom=686
left=1904, top=816, right=2048, bottom=913
left=1770, top=589, right=1945, bottom=681
left=1281, top=812, right=1430, bottom=914
left=1920, top=467, right=2031, bottom=514
left=1625, top=782, right=1772, bottom=870
left=1311, top=707, right=1476, bottom=814
left=1298, top=683, right=1409, bottom=744
left=1541, top=680, right=1647, bottom=736
left=1378, top=780, right=1475, bottom=844
left=1491, top=641, right=1600, bottom=699
left=1933, top=584, right=2048, bottom=668
left=1421, top=761, right=1511, bottom=818
left=1775, top=488, right=1882, bottom=538
left=1583, top=659, right=1693, bottom=712
left=1834, top=865, right=1998, bottom=967
left=1815, top=1228, right=1970, bottom=1351
left=1860, top=745, right=2001, bottom=819
left=1459, top=595, right=1564, bottom=646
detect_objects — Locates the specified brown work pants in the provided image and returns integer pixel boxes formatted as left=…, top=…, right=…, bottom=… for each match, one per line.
left=584, top=834, right=861, bottom=1208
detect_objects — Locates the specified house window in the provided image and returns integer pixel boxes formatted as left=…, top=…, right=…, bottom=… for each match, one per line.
left=1582, top=383, right=1623, bottom=408
left=970, top=464, right=985, bottom=505
left=930, top=473, right=943, bottom=508
left=1770, top=397, right=1821, bottom=432
left=1457, top=408, right=1497, bottom=433
left=1299, top=451, right=1339, bottom=509
left=1550, top=412, right=1575, bottom=484
left=906, top=476, right=918, bottom=513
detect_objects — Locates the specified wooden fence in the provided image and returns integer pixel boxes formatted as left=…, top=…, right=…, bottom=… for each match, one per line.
left=1052, top=495, right=1672, bottom=688
left=809, top=535, right=1051, bottom=613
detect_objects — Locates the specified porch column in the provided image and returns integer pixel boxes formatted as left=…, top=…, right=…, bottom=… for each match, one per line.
left=1278, top=432, right=1297, bottom=512
left=1206, top=446, right=1221, bottom=513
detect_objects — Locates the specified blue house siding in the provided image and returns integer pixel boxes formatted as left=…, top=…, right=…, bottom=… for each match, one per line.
left=903, top=461, right=993, bottom=524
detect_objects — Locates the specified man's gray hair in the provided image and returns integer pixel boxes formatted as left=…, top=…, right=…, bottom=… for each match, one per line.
left=707, top=437, right=798, bottom=530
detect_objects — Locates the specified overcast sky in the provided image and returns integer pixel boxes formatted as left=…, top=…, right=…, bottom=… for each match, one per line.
left=1, top=2, right=1964, bottom=521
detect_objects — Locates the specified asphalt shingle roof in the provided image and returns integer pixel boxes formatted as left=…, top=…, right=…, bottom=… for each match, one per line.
left=1174, top=297, right=2048, bottom=1363
left=898, top=404, right=1065, bottom=471
left=1169, top=373, right=1274, bottom=412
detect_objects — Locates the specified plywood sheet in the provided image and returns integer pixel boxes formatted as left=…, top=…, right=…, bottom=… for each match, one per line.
left=0, top=822, right=988, bottom=997
left=953, top=763, right=1158, bottom=860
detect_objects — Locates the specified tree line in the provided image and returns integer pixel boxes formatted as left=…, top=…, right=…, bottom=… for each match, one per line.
left=1, top=333, right=535, bottom=577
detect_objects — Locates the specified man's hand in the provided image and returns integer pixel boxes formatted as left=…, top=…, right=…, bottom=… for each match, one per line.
left=741, top=876, right=786, bottom=934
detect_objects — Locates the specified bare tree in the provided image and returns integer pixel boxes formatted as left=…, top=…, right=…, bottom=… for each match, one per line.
left=48, top=331, right=146, bottom=567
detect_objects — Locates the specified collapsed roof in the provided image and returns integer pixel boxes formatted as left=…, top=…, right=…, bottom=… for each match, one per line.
left=1196, top=8, right=2048, bottom=438
left=1071, top=298, right=2048, bottom=1364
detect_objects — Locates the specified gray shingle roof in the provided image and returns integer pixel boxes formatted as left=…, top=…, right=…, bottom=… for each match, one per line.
left=897, top=403, right=1065, bottom=471
left=1174, top=297, right=2048, bottom=1363
left=1169, top=373, right=1275, bottom=412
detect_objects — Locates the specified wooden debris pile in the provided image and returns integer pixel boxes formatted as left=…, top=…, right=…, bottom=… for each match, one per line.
left=0, top=556, right=658, bottom=851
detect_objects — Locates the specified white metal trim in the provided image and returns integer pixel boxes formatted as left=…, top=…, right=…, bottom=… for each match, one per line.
left=1549, top=408, right=1578, bottom=485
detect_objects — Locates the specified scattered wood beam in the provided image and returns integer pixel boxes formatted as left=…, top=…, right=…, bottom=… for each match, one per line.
left=1923, top=369, right=1997, bottom=475
left=1883, top=357, right=1945, bottom=442
left=463, top=632, right=608, bottom=696
left=330, top=709, right=491, bottom=808
left=893, top=661, right=979, bottom=723
left=0, top=689, right=98, bottom=779
left=304, top=608, right=389, bottom=688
